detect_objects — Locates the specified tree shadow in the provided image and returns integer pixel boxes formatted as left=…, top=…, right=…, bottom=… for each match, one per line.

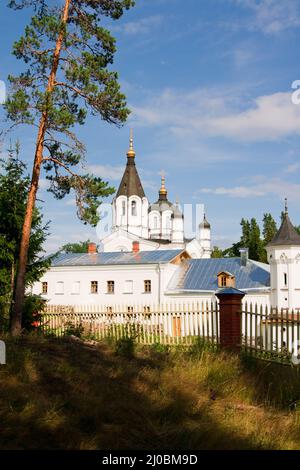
left=0, top=336, right=293, bottom=450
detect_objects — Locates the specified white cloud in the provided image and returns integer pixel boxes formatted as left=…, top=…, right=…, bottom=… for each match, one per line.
left=112, top=15, right=163, bottom=35
left=130, top=88, right=300, bottom=142
left=88, top=164, right=125, bottom=181
left=201, top=186, right=265, bottom=198
left=38, top=178, right=49, bottom=190
left=207, top=92, right=300, bottom=141
left=285, top=162, right=300, bottom=173
left=65, top=198, right=76, bottom=206
left=235, top=0, right=300, bottom=34
left=201, top=176, right=300, bottom=202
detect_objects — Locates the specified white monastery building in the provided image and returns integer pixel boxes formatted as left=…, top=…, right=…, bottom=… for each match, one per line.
left=32, top=135, right=300, bottom=312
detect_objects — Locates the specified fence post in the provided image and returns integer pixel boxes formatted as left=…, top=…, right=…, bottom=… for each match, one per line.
left=216, top=287, right=245, bottom=350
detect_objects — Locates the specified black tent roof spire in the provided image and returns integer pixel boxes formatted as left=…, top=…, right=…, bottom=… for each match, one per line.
left=267, top=198, right=300, bottom=247
left=116, top=130, right=145, bottom=198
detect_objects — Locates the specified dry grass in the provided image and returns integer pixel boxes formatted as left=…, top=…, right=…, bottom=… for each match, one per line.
left=1, top=335, right=300, bottom=450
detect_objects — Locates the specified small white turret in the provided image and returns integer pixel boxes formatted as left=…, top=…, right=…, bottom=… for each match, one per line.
left=171, top=201, right=184, bottom=243
left=198, top=214, right=211, bottom=258
left=266, top=199, right=300, bottom=310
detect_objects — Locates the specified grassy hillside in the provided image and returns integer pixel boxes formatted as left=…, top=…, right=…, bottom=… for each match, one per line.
left=1, top=335, right=300, bottom=450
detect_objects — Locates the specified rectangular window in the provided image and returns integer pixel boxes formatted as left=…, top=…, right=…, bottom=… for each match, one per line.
left=106, top=306, right=113, bottom=314
left=107, top=280, right=115, bottom=294
left=90, top=281, right=98, bottom=294
left=127, top=306, right=134, bottom=314
left=42, top=282, right=48, bottom=294
left=124, top=280, right=133, bottom=294
left=144, top=280, right=151, bottom=293
left=72, top=281, right=80, bottom=295
left=221, top=276, right=227, bottom=287
left=284, top=273, right=287, bottom=286
left=55, top=281, right=64, bottom=295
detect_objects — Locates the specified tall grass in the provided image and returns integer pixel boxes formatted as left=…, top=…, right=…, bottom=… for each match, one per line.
left=0, top=334, right=300, bottom=449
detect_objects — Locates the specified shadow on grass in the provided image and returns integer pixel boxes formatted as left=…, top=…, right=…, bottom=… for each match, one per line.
left=0, top=335, right=295, bottom=450
left=240, top=353, right=300, bottom=409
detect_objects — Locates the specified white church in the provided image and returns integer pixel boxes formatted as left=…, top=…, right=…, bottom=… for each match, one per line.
left=32, top=134, right=300, bottom=312
left=100, top=131, right=211, bottom=259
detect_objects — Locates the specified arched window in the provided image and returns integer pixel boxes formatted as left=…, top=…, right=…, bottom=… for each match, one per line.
left=122, top=200, right=126, bottom=216
left=131, top=200, right=137, bottom=216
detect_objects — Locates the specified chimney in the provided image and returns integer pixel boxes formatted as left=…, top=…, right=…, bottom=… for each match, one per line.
left=88, top=242, right=97, bottom=254
left=239, top=248, right=248, bottom=267
left=132, top=241, right=140, bottom=253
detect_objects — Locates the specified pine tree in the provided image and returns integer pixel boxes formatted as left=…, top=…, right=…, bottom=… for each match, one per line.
left=262, top=213, right=277, bottom=244
left=240, top=218, right=251, bottom=247
left=5, top=0, right=134, bottom=334
left=248, top=218, right=263, bottom=261
left=0, top=144, right=50, bottom=329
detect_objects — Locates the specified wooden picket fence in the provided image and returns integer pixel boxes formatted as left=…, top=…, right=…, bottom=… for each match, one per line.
left=40, top=301, right=300, bottom=363
left=41, top=302, right=219, bottom=346
left=241, top=303, right=300, bottom=363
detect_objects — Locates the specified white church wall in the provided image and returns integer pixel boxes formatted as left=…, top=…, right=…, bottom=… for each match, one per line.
left=32, top=262, right=179, bottom=307
left=141, top=197, right=149, bottom=238
left=267, top=245, right=300, bottom=310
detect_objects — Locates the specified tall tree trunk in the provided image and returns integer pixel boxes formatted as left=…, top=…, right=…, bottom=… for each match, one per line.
left=10, top=0, right=71, bottom=336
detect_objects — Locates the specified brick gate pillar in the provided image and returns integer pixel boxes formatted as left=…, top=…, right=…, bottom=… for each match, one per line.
left=216, top=287, right=245, bottom=350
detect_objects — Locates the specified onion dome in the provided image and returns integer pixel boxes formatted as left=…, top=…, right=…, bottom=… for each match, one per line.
left=199, top=214, right=210, bottom=229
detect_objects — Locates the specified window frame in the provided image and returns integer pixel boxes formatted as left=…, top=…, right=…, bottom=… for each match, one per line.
left=131, top=200, right=137, bottom=216
left=90, top=280, right=98, bottom=294
left=144, top=279, right=152, bottom=293
left=107, top=280, right=115, bottom=294
left=55, top=281, right=64, bottom=295
left=124, top=280, right=133, bottom=294
left=72, top=281, right=80, bottom=295
left=42, top=281, right=48, bottom=294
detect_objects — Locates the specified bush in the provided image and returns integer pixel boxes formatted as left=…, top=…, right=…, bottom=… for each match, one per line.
left=22, top=294, right=46, bottom=332
left=114, top=337, right=135, bottom=358
left=63, top=321, right=84, bottom=338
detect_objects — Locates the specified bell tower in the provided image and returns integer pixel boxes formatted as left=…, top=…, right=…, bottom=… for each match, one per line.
left=112, top=131, right=149, bottom=238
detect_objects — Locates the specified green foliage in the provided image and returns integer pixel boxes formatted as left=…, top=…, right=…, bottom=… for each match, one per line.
left=211, top=246, right=223, bottom=258
left=188, top=337, right=218, bottom=356
left=114, top=337, right=135, bottom=358
left=223, top=212, right=297, bottom=263
left=63, top=321, right=84, bottom=338
left=262, top=213, right=277, bottom=244
left=149, top=342, right=171, bottom=354
left=247, top=218, right=264, bottom=261
left=59, top=239, right=94, bottom=254
left=5, top=0, right=135, bottom=226
left=22, top=294, right=46, bottom=332
left=0, top=145, right=50, bottom=327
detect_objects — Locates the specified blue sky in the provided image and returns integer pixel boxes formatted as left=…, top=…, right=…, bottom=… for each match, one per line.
left=1, top=0, right=300, bottom=252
